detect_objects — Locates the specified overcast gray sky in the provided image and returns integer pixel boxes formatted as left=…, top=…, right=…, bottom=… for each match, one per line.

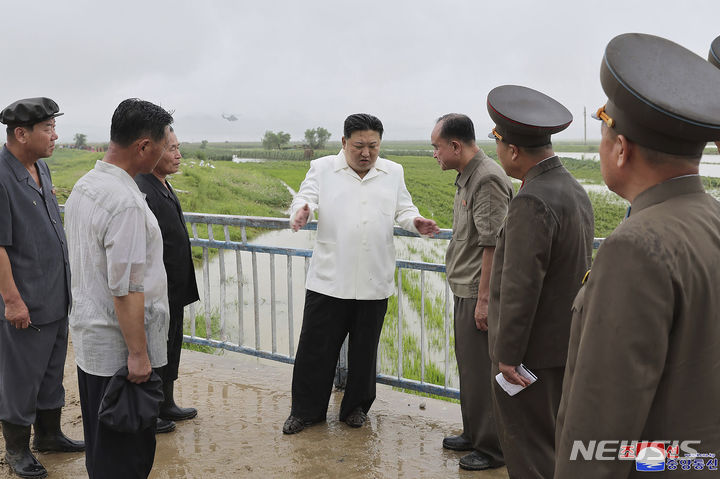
left=2, top=0, right=717, bottom=143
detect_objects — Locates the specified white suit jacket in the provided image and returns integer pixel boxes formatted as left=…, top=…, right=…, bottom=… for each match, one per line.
left=290, top=150, right=420, bottom=300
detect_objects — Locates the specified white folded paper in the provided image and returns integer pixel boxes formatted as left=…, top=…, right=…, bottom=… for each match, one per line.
left=495, top=364, right=538, bottom=396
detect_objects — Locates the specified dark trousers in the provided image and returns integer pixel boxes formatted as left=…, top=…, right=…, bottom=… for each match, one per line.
left=291, top=290, right=387, bottom=422
left=77, top=367, right=157, bottom=479
left=491, top=364, right=564, bottom=479
left=159, top=303, right=184, bottom=383
left=453, top=296, right=504, bottom=463
left=0, top=317, right=67, bottom=425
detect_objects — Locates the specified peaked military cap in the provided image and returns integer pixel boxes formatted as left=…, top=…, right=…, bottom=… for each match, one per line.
left=487, top=85, right=572, bottom=147
left=595, top=33, right=720, bottom=156
left=710, top=36, right=720, bottom=69
left=0, top=97, right=63, bottom=126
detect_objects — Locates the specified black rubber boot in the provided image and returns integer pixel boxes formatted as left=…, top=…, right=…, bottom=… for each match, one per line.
left=32, top=409, right=85, bottom=453
left=159, top=380, right=197, bottom=421
left=1, top=421, right=48, bottom=478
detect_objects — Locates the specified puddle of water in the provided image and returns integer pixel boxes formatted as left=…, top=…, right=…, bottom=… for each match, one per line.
left=557, top=152, right=720, bottom=178
left=231, top=156, right=266, bottom=163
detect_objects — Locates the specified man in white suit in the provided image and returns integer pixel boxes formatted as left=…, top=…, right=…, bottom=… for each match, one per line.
left=283, top=113, right=439, bottom=434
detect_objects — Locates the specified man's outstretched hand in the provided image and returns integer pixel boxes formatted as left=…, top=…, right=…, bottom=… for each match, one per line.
left=414, top=217, right=440, bottom=237
left=292, top=204, right=311, bottom=232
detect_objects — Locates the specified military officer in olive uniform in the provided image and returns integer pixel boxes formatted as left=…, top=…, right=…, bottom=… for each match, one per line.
left=0, top=98, right=84, bottom=479
left=555, top=33, right=720, bottom=478
left=709, top=36, right=720, bottom=153
left=486, top=85, right=594, bottom=479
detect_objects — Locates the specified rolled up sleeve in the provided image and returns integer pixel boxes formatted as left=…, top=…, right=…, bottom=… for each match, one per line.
left=473, top=177, right=510, bottom=247
left=104, top=207, right=146, bottom=296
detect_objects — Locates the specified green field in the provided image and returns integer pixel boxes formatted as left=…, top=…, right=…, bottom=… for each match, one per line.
left=47, top=145, right=626, bottom=237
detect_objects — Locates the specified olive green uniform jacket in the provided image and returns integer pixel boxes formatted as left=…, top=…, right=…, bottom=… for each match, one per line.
left=488, top=156, right=594, bottom=369
left=555, top=176, right=720, bottom=478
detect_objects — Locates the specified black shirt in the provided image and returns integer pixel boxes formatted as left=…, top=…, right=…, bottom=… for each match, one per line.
left=134, top=173, right=199, bottom=309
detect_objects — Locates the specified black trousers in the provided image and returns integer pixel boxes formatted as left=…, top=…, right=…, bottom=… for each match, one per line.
left=77, top=367, right=157, bottom=479
left=0, top=317, right=67, bottom=425
left=291, top=290, right=387, bottom=422
left=159, top=303, right=184, bottom=384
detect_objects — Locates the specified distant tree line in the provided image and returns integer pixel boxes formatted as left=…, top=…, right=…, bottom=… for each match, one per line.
left=262, top=130, right=291, bottom=150
left=261, top=127, right=331, bottom=150
left=304, top=127, right=331, bottom=149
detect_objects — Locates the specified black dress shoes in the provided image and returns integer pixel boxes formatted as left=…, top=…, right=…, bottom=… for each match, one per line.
left=344, top=408, right=367, bottom=428
left=442, top=434, right=473, bottom=451
left=459, top=451, right=504, bottom=471
left=282, top=415, right=314, bottom=434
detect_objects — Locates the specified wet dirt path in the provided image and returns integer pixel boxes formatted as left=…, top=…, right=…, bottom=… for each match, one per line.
left=1, top=345, right=509, bottom=478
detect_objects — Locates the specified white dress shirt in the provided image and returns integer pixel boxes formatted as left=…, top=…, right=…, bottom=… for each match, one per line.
left=290, top=150, right=420, bottom=300
left=65, top=160, right=169, bottom=376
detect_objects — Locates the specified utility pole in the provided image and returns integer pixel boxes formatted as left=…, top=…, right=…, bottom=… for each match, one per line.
left=583, top=106, right=587, bottom=146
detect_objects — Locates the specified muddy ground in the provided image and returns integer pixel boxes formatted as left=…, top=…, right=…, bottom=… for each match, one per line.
left=0, top=345, right=509, bottom=478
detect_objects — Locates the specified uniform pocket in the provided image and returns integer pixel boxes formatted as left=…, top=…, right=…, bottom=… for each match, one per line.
left=452, top=196, right=471, bottom=241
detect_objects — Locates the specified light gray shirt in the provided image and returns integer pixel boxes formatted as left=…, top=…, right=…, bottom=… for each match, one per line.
left=65, top=160, right=169, bottom=376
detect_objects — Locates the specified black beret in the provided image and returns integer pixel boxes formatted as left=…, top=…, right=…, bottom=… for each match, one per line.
left=486, top=85, right=572, bottom=147
left=0, top=97, right=63, bottom=126
left=710, top=36, right=720, bottom=69
left=597, top=33, right=720, bottom=156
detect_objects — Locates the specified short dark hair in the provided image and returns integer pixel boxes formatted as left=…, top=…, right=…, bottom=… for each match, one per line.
left=110, top=99, right=174, bottom=147
left=344, top=113, right=383, bottom=139
left=605, top=125, right=701, bottom=166
left=436, top=113, right=475, bottom=144
left=6, top=124, right=33, bottom=137
left=637, top=142, right=701, bottom=166
left=519, top=143, right=553, bottom=155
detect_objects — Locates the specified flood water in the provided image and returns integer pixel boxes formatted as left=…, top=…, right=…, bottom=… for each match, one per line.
left=556, top=152, right=720, bottom=178
left=189, top=229, right=458, bottom=386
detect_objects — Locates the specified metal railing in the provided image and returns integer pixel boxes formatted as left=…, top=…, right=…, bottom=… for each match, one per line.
left=181, top=212, right=468, bottom=398
left=59, top=204, right=603, bottom=400
left=181, top=212, right=603, bottom=400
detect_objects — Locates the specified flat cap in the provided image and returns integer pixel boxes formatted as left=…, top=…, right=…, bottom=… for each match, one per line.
left=0, top=97, right=63, bottom=126
left=710, top=36, right=720, bottom=69
left=596, top=33, right=720, bottom=156
left=487, top=85, right=572, bottom=147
